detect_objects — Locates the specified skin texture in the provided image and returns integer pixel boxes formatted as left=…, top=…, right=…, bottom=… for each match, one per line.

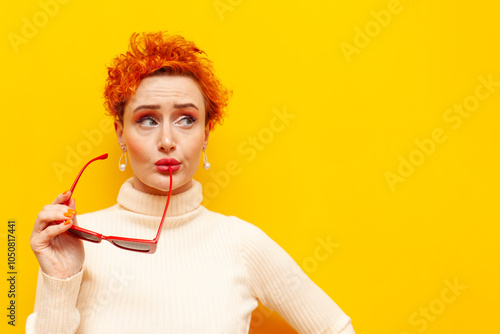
left=30, top=194, right=83, bottom=279
left=31, top=75, right=210, bottom=279
left=115, top=75, right=210, bottom=195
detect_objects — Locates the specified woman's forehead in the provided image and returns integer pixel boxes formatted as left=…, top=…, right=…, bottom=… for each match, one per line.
left=127, top=75, right=205, bottom=110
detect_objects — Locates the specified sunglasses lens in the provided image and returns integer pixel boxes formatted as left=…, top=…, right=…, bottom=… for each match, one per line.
left=111, top=240, right=151, bottom=252
left=68, top=229, right=100, bottom=242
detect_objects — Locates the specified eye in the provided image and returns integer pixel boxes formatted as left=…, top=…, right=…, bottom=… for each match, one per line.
left=174, top=115, right=197, bottom=127
left=136, top=115, right=158, bottom=127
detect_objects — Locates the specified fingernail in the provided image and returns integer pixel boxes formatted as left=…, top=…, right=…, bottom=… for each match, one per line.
left=63, top=190, right=70, bottom=195
left=64, top=209, right=76, bottom=217
left=64, top=219, right=72, bottom=225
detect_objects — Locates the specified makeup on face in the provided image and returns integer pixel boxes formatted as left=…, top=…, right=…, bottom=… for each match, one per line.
left=115, top=75, right=209, bottom=196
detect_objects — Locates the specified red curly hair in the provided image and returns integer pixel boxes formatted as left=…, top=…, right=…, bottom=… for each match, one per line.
left=104, top=32, right=230, bottom=127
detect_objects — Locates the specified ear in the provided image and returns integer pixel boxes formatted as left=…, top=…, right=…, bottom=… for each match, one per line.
left=203, top=122, right=212, bottom=147
left=114, top=120, right=125, bottom=147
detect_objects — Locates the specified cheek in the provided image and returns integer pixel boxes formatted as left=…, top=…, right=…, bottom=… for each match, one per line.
left=124, top=132, right=150, bottom=162
left=181, top=135, right=205, bottom=163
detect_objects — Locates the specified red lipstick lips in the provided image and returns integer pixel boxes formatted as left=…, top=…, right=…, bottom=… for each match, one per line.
left=155, top=158, right=180, bottom=172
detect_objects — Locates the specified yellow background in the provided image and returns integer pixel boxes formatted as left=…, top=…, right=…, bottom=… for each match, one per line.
left=1, top=0, right=499, bottom=333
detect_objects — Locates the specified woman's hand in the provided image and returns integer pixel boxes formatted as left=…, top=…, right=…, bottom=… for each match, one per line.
left=30, top=191, right=84, bottom=279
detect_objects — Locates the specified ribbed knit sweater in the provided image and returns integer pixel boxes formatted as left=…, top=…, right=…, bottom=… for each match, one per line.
left=26, top=178, right=354, bottom=334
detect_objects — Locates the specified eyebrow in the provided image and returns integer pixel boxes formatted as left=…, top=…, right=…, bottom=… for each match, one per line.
left=133, top=103, right=199, bottom=113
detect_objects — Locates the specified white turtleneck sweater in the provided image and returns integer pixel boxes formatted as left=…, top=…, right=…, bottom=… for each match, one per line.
left=26, top=178, right=354, bottom=334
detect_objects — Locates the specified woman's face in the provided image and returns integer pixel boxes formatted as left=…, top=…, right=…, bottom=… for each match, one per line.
left=115, top=75, right=209, bottom=195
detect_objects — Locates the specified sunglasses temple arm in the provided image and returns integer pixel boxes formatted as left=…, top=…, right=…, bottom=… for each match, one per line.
left=154, top=165, right=172, bottom=241
left=63, top=153, right=109, bottom=206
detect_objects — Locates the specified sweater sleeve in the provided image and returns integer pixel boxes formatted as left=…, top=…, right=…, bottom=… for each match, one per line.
left=25, top=268, right=83, bottom=334
left=236, top=220, right=355, bottom=334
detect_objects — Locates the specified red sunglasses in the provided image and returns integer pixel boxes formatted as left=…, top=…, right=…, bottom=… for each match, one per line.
left=59, top=153, right=172, bottom=254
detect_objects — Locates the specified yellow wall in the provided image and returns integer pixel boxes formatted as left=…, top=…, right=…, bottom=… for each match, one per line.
left=1, top=0, right=499, bottom=333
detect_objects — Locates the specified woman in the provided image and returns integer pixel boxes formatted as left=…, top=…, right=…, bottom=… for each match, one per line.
left=27, top=32, right=355, bottom=334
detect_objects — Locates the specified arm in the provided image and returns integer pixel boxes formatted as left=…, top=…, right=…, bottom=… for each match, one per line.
left=25, top=269, right=83, bottom=334
left=26, top=190, right=85, bottom=333
left=236, top=220, right=355, bottom=334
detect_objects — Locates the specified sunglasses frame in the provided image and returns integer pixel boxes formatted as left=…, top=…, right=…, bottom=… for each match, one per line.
left=59, top=153, right=172, bottom=254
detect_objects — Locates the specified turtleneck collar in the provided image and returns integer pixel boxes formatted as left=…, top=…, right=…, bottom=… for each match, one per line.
left=117, top=178, right=203, bottom=217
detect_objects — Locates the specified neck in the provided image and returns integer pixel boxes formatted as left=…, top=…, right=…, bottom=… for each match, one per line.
left=118, top=178, right=202, bottom=217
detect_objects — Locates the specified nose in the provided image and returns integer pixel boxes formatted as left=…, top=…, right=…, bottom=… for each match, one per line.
left=158, top=123, right=176, bottom=153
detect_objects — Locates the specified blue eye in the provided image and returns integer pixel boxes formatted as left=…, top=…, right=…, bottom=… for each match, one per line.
left=175, top=115, right=197, bottom=127
left=136, top=116, right=158, bottom=127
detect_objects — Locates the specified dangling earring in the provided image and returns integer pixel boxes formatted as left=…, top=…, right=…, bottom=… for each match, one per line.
left=119, top=146, right=127, bottom=171
left=202, top=145, right=210, bottom=170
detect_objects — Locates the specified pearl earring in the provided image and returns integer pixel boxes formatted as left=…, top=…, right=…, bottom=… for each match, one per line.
left=119, top=146, right=127, bottom=171
left=202, top=145, right=210, bottom=170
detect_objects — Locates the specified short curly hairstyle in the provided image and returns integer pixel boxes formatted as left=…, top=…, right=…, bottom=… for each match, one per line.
left=104, top=31, right=230, bottom=127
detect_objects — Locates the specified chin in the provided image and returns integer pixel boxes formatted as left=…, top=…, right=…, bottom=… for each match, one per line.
left=151, top=178, right=177, bottom=194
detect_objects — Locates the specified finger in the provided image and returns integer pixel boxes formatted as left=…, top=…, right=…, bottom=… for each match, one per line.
left=31, top=219, right=74, bottom=251
left=34, top=207, right=77, bottom=233
left=67, top=198, right=76, bottom=210
left=42, top=203, right=76, bottom=213
left=67, top=198, right=79, bottom=227
left=51, top=190, right=72, bottom=205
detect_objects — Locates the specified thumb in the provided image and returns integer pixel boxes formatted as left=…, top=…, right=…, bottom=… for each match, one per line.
left=67, top=198, right=79, bottom=227
left=68, top=198, right=76, bottom=210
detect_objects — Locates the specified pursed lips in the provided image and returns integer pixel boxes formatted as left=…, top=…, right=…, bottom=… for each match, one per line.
left=155, top=158, right=180, bottom=172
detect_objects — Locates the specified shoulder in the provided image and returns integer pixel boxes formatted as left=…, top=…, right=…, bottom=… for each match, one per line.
left=200, top=207, right=270, bottom=239
left=201, top=208, right=280, bottom=255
